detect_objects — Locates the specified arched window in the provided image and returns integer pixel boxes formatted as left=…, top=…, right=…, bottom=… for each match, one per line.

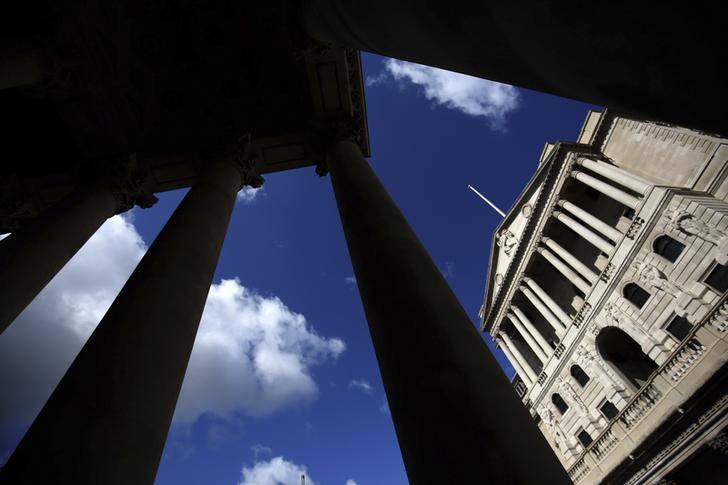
left=570, top=364, right=590, bottom=387
left=623, top=283, right=650, bottom=309
left=653, top=235, right=686, bottom=263
left=552, top=393, right=569, bottom=415
left=596, top=327, right=658, bottom=390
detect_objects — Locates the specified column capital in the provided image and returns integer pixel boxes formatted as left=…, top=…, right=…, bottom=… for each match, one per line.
left=229, top=133, right=265, bottom=188
left=108, top=155, right=159, bottom=213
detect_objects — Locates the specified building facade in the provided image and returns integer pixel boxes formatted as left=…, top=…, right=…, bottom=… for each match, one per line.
left=480, top=110, right=728, bottom=483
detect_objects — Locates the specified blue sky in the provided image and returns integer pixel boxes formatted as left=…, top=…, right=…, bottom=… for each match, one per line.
left=0, top=53, right=595, bottom=484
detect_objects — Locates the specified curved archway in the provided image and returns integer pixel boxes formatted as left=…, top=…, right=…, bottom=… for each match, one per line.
left=552, top=393, right=568, bottom=415
left=596, top=327, right=658, bottom=390
left=623, top=283, right=650, bottom=309
left=570, top=364, right=590, bottom=387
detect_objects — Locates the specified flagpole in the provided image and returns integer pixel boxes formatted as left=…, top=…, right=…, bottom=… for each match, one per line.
left=467, top=185, right=506, bottom=218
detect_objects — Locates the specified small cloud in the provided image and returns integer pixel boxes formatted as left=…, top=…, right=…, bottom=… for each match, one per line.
left=238, top=456, right=315, bottom=485
left=345, top=480, right=359, bottom=485
left=237, top=186, right=263, bottom=204
left=348, top=379, right=373, bottom=394
left=379, top=400, right=391, bottom=416
left=442, top=261, right=455, bottom=279
left=344, top=276, right=357, bottom=285
left=250, top=444, right=272, bottom=461
left=368, top=58, right=521, bottom=131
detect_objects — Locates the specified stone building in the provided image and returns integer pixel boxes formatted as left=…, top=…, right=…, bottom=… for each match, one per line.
left=480, top=110, right=728, bottom=483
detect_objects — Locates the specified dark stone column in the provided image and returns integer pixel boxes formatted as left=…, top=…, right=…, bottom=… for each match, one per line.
left=1, top=160, right=243, bottom=484
left=0, top=185, right=119, bottom=335
left=327, top=139, right=570, bottom=484
left=302, top=1, right=726, bottom=135
left=0, top=39, right=48, bottom=90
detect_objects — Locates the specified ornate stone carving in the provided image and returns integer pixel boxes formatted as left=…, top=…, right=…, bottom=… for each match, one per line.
left=632, top=261, right=684, bottom=298
left=600, top=263, right=616, bottom=283
left=496, top=230, right=519, bottom=256
left=230, top=133, right=265, bottom=189
left=667, top=210, right=727, bottom=244
left=558, top=375, right=588, bottom=413
left=110, top=155, right=159, bottom=212
left=626, top=217, right=645, bottom=239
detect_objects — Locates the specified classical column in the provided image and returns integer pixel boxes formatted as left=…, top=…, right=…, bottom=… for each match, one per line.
left=577, top=158, right=651, bottom=195
left=507, top=312, right=547, bottom=363
left=326, top=139, right=569, bottom=484
left=301, top=1, right=726, bottom=135
left=520, top=286, right=567, bottom=334
left=523, top=277, right=571, bottom=326
left=1, top=159, right=247, bottom=484
left=538, top=247, right=591, bottom=294
left=498, top=338, right=534, bottom=387
left=558, top=199, right=622, bottom=242
left=0, top=185, right=120, bottom=334
left=571, top=170, right=641, bottom=209
left=510, top=306, right=552, bottom=357
left=553, top=210, right=614, bottom=254
left=542, top=237, right=598, bottom=284
left=500, top=333, right=539, bottom=384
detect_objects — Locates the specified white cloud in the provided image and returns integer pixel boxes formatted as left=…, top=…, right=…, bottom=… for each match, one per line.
left=238, top=456, right=314, bottom=485
left=0, top=216, right=144, bottom=430
left=348, top=380, right=373, bottom=394
left=173, top=279, right=345, bottom=422
left=344, top=276, right=357, bottom=285
left=251, top=444, right=273, bottom=461
left=379, top=400, right=391, bottom=417
left=238, top=186, right=263, bottom=204
left=345, top=480, right=359, bottom=485
left=0, top=213, right=345, bottom=462
left=372, top=58, right=520, bottom=131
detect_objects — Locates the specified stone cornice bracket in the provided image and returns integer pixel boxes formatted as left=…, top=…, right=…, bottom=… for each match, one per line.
left=109, top=154, right=159, bottom=213
left=231, top=133, right=265, bottom=189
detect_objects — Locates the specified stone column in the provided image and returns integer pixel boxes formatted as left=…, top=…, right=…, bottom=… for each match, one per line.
left=523, top=277, right=571, bottom=327
left=571, top=170, right=641, bottom=209
left=500, top=333, right=539, bottom=384
left=553, top=210, right=614, bottom=254
left=558, top=199, right=622, bottom=242
left=577, top=158, right=651, bottom=195
left=510, top=306, right=552, bottom=357
left=542, top=237, right=598, bottom=284
left=1, top=159, right=246, bottom=484
left=507, top=312, right=547, bottom=363
left=498, top=338, right=534, bottom=387
left=520, top=286, right=567, bottom=335
left=0, top=184, right=119, bottom=334
left=538, top=247, right=591, bottom=294
left=326, top=139, right=569, bottom=484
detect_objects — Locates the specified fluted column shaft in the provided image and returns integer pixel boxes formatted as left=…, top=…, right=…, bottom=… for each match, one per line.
left=500, top=334, right=539, bottom=384
left=327, top=139, right=567, bottom=484
left=0, top=185, right=119, bottom=335
left=577, top=158, right=651, bottom=195
left=1, top=160, right=243, bottom=484
left=510, top=306, right=552, bottom=357
left=523, top=277, right=571, bottom=327
left=571, top=170, right=641, bottom=209
left=558, top=199, right=622, bottom=242
left=498, top=339, right=534, bottom=387
left=542, top=237, right=598, bottom=284
left=508, top=311, right=548, bottom=363
left=553, top=210, right=614, bottom=254
left=521, top=286, right=567, bottom=334
left=539, top=247, right=591, bottom=295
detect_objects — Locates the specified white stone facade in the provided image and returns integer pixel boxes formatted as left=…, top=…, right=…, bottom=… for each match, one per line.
left=480, top=110, right=728, bottom=484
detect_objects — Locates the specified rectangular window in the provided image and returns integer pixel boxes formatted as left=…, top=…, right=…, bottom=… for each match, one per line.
left=705, top=263, right=728, bottom=293
left=599, top=400, right=619, bottom=420
left=665, top=315, right=693, bottom=341
left=577, top=429, right=593, bottom=448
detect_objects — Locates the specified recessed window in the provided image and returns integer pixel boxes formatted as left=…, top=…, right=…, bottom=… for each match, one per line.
left=665, top=315, right=693, bottom=341
left=577, top=429, right=593, bottom=448
left=653, top=235, right=686, bottom=263
left=552, top=393, right=569, bottom=415
left=599, top=400, right=619, bottom=420
left=704, top=263, right=728, bottom=293
left=571, top=365, right=590, bottom=387
left=623, top=207, right=636, bottom=220
left=623, top=283, right=650, bottom=309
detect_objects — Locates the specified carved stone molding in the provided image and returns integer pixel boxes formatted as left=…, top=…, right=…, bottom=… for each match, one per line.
left=574, top=302, right=593, bottom=328
left=626, top=217, right=645, bottom=239
left=600, top=263, right=616, bottom=283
